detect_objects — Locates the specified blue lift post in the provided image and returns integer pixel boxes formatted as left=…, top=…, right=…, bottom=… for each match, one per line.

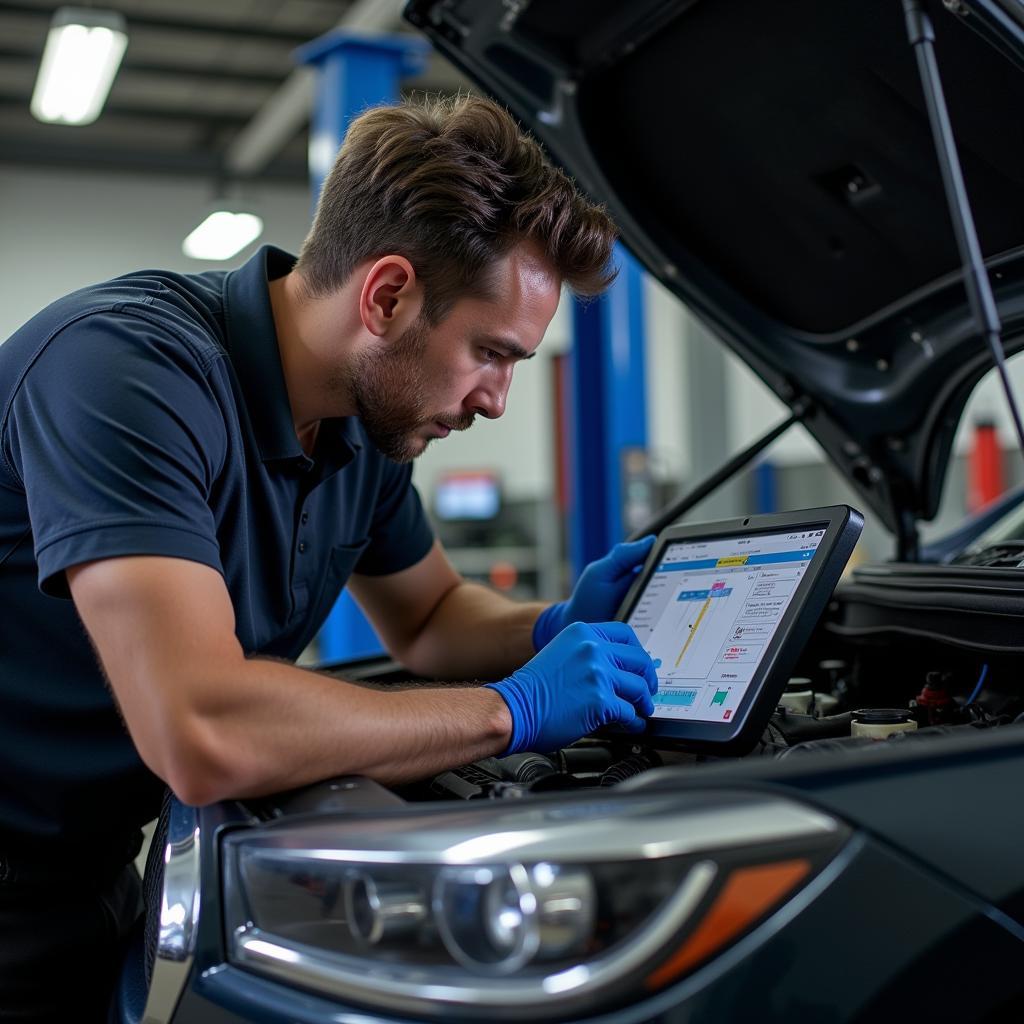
left=753, top=459, right=778, bottom=514
left=568, top=245, right=649, bottom=581
left=297, top=31, right=428, bottom=663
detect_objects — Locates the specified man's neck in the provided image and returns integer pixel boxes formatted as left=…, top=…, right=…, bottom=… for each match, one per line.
left=268, top=271, right=360, bottom=440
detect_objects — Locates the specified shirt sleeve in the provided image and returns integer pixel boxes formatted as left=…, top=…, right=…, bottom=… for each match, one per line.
left=354, top=460, right=435, bottom=576
left=4, top=309, right=228, bottom=598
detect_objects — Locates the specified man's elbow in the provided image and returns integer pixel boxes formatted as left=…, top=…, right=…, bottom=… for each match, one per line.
left=144, top=716, right=252, bottom=807
left=163, top=763, right=233, bottom=808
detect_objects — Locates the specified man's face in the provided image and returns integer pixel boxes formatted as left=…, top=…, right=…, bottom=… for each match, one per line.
left=351, top=245, right=561, bottom=462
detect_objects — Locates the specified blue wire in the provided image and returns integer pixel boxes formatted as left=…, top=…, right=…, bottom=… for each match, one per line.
left=966, top=663, right=989, bottom=706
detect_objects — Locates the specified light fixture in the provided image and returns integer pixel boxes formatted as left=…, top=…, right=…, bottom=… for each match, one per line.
left=31, top=7, right=128, bottom=126
left=182, top=211, right=264, bottom=261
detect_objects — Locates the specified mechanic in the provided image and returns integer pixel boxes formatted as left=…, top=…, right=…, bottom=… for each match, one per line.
left=0, top=95, right=659, bottom=1020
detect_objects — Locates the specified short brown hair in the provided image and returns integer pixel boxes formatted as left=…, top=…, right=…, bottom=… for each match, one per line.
left=295, top=95, right=618, bottom=323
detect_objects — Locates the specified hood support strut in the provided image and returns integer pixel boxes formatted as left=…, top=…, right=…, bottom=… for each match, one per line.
left=630, top=399, right=812, bottom=540
left=904, top=0, right=1024, bottom=510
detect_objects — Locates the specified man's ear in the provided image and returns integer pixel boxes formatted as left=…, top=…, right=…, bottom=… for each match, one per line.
left=359, top=255, right=422, bottom=337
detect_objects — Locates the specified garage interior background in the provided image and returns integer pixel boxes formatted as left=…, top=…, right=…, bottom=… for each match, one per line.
left=2, top=0, right=1021, bottom=663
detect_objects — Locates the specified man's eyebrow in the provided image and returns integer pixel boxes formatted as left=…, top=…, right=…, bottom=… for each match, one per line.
left=476, top=335, right=536, bottom=361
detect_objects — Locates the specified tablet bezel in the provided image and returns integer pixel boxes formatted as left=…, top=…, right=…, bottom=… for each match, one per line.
left=613, top=504, right=863, bottom=755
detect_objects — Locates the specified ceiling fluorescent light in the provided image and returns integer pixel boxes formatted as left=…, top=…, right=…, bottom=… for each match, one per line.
left=183, top=211, right=264, bottom=261
left=31, top=7, right=128, bottom=126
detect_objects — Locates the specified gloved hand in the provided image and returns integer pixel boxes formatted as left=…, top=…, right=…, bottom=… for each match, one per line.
left=486, top=621, right=659, bottom=754
left=532, top=536, right=656, bottom=651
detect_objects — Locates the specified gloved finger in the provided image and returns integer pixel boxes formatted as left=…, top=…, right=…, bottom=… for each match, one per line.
left=607, top=644, right=660, bottom=694
left=602, top=535, right=656, bottom=578
left=611, top=698, right=646, bottom=732
left=588, top=621, right=645, bottom=648
left=611, top=668, right=656, bottom=718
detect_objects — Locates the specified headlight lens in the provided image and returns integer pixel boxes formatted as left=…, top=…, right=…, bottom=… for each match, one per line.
left=345, top=870, right=427, bottom=946
left=435, top=863, right=539, bottom=972
left=222, top=790, right=849, bottom=1018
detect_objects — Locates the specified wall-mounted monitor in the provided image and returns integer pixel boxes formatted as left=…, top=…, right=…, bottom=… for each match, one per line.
left=433, top=470, right=502, bottom=522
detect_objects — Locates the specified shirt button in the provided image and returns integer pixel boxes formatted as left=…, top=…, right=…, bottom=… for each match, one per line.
left=300, top=511, right=309, bottom=525
left=298, top=541, right=308, bottom=554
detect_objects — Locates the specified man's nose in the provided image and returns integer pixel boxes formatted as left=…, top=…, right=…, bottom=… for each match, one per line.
left=465, top=369, right=511, bottom=420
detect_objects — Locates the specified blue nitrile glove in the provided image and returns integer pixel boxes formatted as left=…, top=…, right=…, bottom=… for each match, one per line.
left=486, top=621, right=659, bottom=754
left=532, top=536, right=656, bottom=651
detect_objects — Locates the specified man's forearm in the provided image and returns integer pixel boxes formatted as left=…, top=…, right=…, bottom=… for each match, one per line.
left=170, top=657, right=512, bottom=804
left=400, top=580, right=547, bottom=681
left=67, top=555, right=517, bottom=808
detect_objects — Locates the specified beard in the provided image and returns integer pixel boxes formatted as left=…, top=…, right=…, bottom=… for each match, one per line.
left=348, top=317, right=474, bottom=462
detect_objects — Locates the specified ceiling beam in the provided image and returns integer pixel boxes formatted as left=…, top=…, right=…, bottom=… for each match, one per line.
left=0, top=3, right=324, bottom=47
left=0, top=141, right=308, bottom=181
left=0, top=95, right=257, bottom=127
left=0, top=50, right=287, bottom=87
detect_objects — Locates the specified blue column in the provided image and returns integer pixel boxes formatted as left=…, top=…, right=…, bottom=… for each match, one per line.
left=296, top=31, right=428, bottom=664
left=753, top=459, right=778, bottom=514
left=568, top=245, right=649, bottom=581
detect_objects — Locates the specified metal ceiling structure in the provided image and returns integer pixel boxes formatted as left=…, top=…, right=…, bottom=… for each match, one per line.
left=0, top=0, right=469, bottom=182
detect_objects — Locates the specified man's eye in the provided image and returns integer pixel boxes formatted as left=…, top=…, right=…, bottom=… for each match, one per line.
left=481, top=347, right=501, bottom=362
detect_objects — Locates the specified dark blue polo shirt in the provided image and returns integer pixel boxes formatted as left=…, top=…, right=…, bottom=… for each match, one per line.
left=0, top=245, right=434, bottom=862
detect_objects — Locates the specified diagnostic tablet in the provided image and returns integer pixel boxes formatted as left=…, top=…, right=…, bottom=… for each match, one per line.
left=615, top=505, right=863, bottom=754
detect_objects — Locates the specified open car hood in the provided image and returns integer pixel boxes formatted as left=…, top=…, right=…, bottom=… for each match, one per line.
left=404, top=0, right=1024, bottom=538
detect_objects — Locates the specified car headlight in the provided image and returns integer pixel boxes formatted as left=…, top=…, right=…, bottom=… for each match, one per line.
left=222, top=788, right=849, bottom=1018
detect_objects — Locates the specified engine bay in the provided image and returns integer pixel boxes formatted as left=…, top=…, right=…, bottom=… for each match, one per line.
left=298, top=563, right=1024, bottom=811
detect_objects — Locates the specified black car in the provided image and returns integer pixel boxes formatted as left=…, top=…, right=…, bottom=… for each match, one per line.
left=116, top=2, right=1024, bottom=1021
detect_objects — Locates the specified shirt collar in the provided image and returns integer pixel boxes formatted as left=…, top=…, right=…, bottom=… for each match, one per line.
left=222, top=245, right=362, bottom=468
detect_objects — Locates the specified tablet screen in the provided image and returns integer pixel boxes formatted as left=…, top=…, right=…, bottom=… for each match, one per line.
left=626, top=526, right=827, bottom=723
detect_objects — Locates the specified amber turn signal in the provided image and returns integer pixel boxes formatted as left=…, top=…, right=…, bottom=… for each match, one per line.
left=645, top=857, right=812, bottom=990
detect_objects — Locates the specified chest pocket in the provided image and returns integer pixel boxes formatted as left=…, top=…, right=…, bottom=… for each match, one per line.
left=292, top=538, right=372, bottom=656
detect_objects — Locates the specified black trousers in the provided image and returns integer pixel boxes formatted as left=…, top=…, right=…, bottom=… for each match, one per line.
left=0, top=861, right=142, bottom=1022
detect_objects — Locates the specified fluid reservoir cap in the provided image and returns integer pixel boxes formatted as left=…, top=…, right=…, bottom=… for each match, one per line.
left=918, top=671, right=953, bottom=707
left=785, top=677, right=813, bottom=693
left=853, top=708, right=912, bottom=724
left=851, top=708, right=917, bottom=739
